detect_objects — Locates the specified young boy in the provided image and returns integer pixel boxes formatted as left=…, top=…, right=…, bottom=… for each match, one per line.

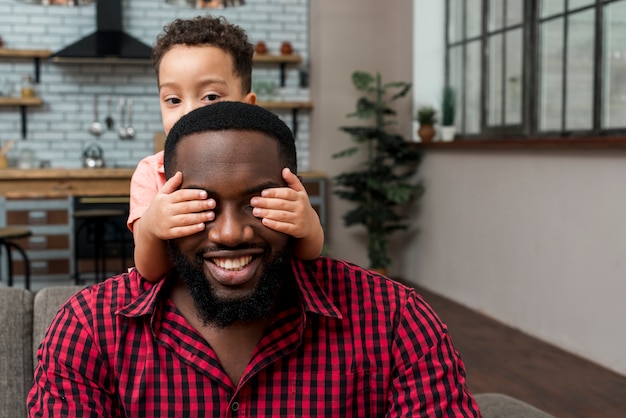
left=128, top=16, right=324, bottom=281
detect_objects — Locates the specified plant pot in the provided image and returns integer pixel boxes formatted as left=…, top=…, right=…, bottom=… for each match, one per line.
left=418, top=124, right=436, bottom=142
left=441, top=126, right=456, bottom=142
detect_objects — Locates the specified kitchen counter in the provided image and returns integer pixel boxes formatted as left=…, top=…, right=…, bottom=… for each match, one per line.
left=0, top=168, right=135, bottom=198
left=0, top=168, right=327, bottom=199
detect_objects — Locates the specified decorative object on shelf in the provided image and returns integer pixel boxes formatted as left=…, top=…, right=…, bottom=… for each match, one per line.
left=416, top=106, right=437, bottom=142
left=20, top=75, right=35, bottom=99
left=255, top=41, right=267, bottom=55
left=440, top=85, right=457, bottom=142
left=332, top=70, right=423, bottom=271
left=280, top=41, right=293, bottom=55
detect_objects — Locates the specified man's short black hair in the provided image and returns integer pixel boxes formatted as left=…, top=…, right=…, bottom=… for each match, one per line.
left=163, top=102, right=297, bottom=179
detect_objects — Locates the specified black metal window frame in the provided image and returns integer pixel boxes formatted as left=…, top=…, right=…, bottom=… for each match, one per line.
left=446, top=0, right=626, bottom=140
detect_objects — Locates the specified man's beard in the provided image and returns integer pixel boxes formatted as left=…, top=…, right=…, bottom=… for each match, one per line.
left=169, top=241, right=294, bottom=328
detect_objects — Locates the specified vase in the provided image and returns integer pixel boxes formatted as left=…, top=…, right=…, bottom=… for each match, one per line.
left=441, top=126, right=456, bottom=142
left=418, top=124, right=436, bottom=142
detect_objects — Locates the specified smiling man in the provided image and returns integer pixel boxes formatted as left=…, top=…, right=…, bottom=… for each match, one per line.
left=28, top=102, right=481, bottom=417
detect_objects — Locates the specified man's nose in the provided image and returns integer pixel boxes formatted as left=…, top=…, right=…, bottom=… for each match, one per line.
left=207, top=206, right=254, bottom=247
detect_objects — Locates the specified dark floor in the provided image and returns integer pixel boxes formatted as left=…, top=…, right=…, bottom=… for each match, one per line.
left=411, top=284, right=626, bottom=418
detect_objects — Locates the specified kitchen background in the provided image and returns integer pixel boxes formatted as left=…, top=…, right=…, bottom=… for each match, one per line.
left=0, top=0, right=311, bottom=170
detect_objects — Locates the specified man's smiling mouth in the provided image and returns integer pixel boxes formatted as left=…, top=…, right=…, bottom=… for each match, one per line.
left=212, top=256, right=253, bottom=271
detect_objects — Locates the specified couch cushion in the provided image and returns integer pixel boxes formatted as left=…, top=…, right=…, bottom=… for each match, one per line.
left=475, top=393, right=555, bottom=418
left=0, top=287, right=33, bottom=418
left=33, top=285, right=85, bottom=368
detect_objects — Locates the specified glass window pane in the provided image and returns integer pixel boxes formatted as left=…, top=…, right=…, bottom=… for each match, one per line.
left=539, top=17, right=564, bottom=131
left=449, top=45, right=465, bottom=131
left=540, top=0, right=564, bottom=19
left=506, top=0, right=523, bottom=26
left=449, top=0, right=464, bottom=43
left=505, top=28, right=523, bottom=124
left=466, top=40, right=482, bottom=133
left=602, top=0, right=626, bottom=129
left=489, top=0, right=504, bottom=31
left=488, top=33, right=503, bottom=125
left=565, top=10, right=595, bottom=131
left=467, top=0, right=483, bottom=38
left=569, top=0, right=595, bottom=11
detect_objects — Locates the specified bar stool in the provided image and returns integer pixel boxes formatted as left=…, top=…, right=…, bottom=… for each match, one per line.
left=0, top=227, right=32, bottom=290
left=73, top=209, right=127, bottom=284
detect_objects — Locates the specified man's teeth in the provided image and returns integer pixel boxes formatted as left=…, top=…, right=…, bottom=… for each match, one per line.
left=213, top=256, right=253, bottom=271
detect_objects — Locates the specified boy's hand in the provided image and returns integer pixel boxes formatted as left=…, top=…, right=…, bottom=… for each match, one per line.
left=142, top=171, right=215, bottom=240
left=250, top=168, right=318, bottom=239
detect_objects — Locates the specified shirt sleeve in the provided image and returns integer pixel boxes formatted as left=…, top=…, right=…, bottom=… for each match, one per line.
left=27, top=299, right=115, bottom=417
left=387, top=291, right=482, bottom=417
left=127, top=152, right=165, bottom=232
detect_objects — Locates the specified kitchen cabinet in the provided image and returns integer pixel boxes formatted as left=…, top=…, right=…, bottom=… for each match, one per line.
left=0, top=196, right=72, bottom=287
left=0, top=48, right=51, bottom=138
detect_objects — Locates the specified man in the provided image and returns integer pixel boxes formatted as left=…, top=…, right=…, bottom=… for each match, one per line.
left=28, top=102, right=481, bottom=417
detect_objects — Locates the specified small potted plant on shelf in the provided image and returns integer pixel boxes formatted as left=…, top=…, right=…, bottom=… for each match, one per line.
left=332, top=70, right=423, bottom=272
left=440, top=85, right=456, bottom=141
left=416, top=106, right=437, bottom=142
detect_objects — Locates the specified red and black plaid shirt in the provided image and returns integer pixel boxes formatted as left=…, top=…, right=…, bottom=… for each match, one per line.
left=28, top=257, right=481, bottom=417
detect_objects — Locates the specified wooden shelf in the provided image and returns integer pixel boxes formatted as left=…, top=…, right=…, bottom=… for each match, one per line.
left=0, top=48, right=52, bottom=59
left=258, top=101, right=313, bottom=138
left=253, top=54, right=303, bottom=87
left=0, top=97, right=44, bottom=107
left=253, top=54, right=302, bottom=64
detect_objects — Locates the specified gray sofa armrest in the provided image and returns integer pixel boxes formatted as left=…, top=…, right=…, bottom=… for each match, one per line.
left=33, top=285, right=85, bottom=368
left=475, top=393, right=555, bottom=418
left=0, top=287, right=34, bottom=418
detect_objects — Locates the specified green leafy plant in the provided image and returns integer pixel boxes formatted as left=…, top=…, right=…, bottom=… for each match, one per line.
left=416, top=106, right=437, bottom=125
left=441, top=85, right=456, bottom=126
left=332, top=71, right=423, bottom=270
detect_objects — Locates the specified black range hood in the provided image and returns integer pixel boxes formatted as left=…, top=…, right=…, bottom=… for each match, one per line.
left=52, top=0, right=152, bottom=63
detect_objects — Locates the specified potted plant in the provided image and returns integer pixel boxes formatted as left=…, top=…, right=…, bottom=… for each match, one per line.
left=441, top=85, right=456, bottom=141
left=333, top=71, right=423, bottom=272
left=416, top=106, right=437, bottom=142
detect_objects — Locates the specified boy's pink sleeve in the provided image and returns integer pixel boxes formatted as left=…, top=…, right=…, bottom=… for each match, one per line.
left=127, top=151, right=166, bottom=232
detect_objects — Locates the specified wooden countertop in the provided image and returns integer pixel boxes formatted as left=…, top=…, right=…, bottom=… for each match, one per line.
left=0, top=168, right=135, bottom=199
left=0, top=168, right=326, bottom=199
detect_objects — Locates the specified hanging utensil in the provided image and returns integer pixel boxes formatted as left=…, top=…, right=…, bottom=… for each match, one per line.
left=125, top=98, right=135, bottom=139
left=117, top=97, right=127, bottom=139
left=89, top=95, right=103, bottom=137
left=105, top=95, right=115, bottom=130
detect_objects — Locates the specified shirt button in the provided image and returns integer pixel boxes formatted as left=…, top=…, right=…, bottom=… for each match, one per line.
left=231, top=401, right=240, bottom=412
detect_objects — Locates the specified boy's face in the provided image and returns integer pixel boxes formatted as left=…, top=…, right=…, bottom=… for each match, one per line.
left=158, top=45, right=256, bottom=135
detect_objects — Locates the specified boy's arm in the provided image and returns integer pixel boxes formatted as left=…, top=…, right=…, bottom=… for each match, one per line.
left=251, top=168, right=324, bottom=260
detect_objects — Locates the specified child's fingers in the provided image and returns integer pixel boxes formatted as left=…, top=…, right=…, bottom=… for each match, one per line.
left=251, top=196, right=296, bottom=211
left=253, top=207, right=293, bottom=222
left=159, top=171, right=184, bottom=194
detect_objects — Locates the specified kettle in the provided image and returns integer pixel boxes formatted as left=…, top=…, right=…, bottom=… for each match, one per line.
left=82, top=143, right=105, bottom=168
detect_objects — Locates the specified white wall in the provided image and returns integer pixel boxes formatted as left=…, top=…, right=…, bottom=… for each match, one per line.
left=408, top=1, right=626, bottom=376
left=309, top=0, right=415, bottom=269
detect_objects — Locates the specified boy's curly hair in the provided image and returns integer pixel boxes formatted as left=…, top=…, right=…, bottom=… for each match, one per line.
left=152, top=15, right=254, bottom=93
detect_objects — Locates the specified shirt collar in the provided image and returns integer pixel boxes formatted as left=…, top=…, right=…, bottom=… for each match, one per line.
left=117, top=259, right=343, bottom=320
